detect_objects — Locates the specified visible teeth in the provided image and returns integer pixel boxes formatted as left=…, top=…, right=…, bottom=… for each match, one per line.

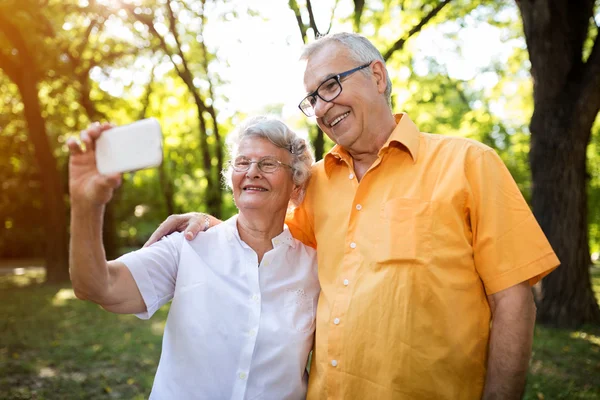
left=244, top=187, right=267, bottom=191
left=331, top=112, right=349, bottom=127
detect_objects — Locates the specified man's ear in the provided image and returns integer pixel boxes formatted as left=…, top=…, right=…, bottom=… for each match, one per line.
left=371, top=60, right=388, bottom=94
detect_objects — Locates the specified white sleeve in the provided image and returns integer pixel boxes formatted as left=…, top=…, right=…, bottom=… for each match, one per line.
left=117, top=232, right=183, bottom=319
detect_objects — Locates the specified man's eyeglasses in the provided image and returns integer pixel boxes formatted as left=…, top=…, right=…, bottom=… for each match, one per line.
left=230, top=156, right=293, bottom=173
left=298, top=62, right=372, bottom=117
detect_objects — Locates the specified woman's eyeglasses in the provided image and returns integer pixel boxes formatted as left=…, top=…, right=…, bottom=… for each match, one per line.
left=231, top=156, right=292, bottom=173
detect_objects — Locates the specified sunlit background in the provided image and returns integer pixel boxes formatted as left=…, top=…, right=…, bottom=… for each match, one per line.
left=1, top=0, right=600, bottom=398
left=1, top=0, right=599, bottom=261
left=88, top=0, right=526, bottom=127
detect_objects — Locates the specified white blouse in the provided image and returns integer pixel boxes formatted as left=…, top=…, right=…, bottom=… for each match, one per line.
left=118, top=215, right=319, bottom=400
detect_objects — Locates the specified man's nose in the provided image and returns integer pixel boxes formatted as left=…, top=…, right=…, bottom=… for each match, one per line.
left=313, top=96, right=333, bottom=118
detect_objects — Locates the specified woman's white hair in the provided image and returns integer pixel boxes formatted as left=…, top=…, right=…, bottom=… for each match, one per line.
left=300, top=32, right=393, bottom=107
left=222, top=116, right=315, bottom=205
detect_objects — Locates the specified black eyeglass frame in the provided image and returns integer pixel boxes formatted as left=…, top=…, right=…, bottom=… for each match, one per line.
left=298, top=62, right=373, bottom=117
left=230, top=156, right=293, bottom=174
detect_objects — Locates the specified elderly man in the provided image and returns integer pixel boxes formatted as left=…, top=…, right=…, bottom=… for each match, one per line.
left=149, top=33, right=559, bottom=399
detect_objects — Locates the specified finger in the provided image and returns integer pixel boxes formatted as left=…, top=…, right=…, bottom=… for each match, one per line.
left=184, top=220, right=202, bottom=240
left=86, top=122, right=102, bottom=137
left=144, top=225, right=169, bottom=247
left=66, top=137, right=84, bottom=155
left=80, top=129, right=94, bottom=152
left=84, top=122, right=108, bottom=151
left=143, top=215, right=182, bottom=247
left=184, top=212, right=209, bottom=240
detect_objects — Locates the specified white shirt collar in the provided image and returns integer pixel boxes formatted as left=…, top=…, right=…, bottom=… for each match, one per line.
left=223, top=214, right=296, bottom=249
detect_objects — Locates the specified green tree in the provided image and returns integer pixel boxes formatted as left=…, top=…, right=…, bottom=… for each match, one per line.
left=518, top=0, right=600, bottom=327
left=119, top=0, right=225, bottom=218
left=0, top=4, right=69, bottom=282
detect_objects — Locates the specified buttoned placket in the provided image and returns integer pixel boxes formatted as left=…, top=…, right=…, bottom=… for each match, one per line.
left=326, top=158, right=379, bottom=399
left=230, top=247, right=262, bottom=399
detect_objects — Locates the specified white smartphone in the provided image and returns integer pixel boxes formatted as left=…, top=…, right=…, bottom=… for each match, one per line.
left=95, top=118, right=163, bottom=175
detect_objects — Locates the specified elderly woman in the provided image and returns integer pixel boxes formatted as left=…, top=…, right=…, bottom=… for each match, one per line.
left=68, top=116, right=319, bottom=399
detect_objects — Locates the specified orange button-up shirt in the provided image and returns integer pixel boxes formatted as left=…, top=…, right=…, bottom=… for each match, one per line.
left=287, top=113, right=559, bottom=399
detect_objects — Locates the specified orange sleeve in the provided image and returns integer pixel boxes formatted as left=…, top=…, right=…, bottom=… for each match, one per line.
left=286, top=199, right=317, bottom=249
left=466, top=149, right=560, bottom=294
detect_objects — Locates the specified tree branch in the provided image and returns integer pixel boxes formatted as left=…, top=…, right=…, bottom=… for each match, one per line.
left=0, top=14, right=29, bottom=61
left=77, top=19, right=99, bottom=58
left=0, top=14, right=38, bottom=82
left=199, top=0, right=223, bottom=171
left=288, top=0, right=307, bottom=43
left=124, top=4, right=184, bottom=80
left=165, top=0, right=208, bottom=113
left=353, top=0, right=365, bottom=31
left=60, top=19, right=100, bottom=79
left=577, top=24, right=600, bottom=128
left=383, top=0, right=453, bottom=61
left=0, top=51, right=18, bottom=81
left=306, top=0, right=320, bottom=37
left=138, top=65, right=156, bottom=120
left=325, top=0, right=340, bottom=35
left=165, top=0, right=191, bottom=74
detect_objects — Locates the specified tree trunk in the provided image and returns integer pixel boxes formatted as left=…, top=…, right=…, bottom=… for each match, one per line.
left=529, top=107, right=600, bottom=327
left=16, top=74, right=70, bottom=283
left=0, top=14, right=69, bottom=282
left=207, top=105, right=223, bottom=219
left=158, top=157, right=176, bottom=217
left=313, top=125, right=325, bottom=161
left=518, top=0, right=600, bottom=327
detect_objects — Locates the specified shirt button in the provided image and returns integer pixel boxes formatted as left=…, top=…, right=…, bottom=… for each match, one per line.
left=251, top=294, right=260, bottom=302
left=239, top=372, right=247, bottom=380
left=356, top=204, right=362, bottom=210
left=348, top=173, right=354, bottom=180
left=249, top=329, right=256, bottom=336
left=333, top=318, right=340, bottom=325
left=350, top=242, right=357, bottom=249
left=343, top=279, right=349, bottom=286
left=331, top=360, right=338, bottom=367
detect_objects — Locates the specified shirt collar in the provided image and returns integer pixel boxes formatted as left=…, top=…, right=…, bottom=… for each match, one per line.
left=224, top=214, right=295, bottom=249
left=323, top=112, right=420, bottom=176
left=272, top=225, right=295, bottom=249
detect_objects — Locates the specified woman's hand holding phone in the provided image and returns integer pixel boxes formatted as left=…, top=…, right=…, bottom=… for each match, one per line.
left=67, top=118, right=163, bottom=209
left=67, top=122, right=123, bottom=209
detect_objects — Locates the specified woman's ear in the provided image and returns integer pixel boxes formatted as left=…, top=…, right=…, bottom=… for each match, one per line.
left=290, top=184, right=302, bottom=203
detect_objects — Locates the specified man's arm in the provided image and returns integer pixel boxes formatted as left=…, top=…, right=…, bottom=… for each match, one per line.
left=483, top=281, right=536, bottom=400
left=68, top=123, right=145, bottom=314
left=143, top=212, right=220, bottom=247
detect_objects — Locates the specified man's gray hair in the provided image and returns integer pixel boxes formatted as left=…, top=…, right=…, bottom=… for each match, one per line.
left=300, top=32, right=392, bottom=107
left=222, top=116, right=315, bottom=205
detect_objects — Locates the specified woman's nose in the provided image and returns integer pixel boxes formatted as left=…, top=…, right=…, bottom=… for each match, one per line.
left=245, top=162, right=262, bottom=177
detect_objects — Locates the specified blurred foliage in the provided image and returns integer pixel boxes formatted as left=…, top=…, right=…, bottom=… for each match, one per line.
left=0, top=0, right=598, bottom=262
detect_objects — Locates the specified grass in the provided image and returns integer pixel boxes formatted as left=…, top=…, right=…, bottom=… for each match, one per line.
left=0, top=270, right=165, bottom=399
left=524, top=266, right=600, bottom=400
left=1, top=267, right=599, bottom=399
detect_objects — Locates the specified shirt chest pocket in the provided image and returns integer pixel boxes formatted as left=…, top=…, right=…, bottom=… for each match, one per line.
left=376, top=198, right=432, bottom=264
left=284, top=288, right=316, bottom=333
